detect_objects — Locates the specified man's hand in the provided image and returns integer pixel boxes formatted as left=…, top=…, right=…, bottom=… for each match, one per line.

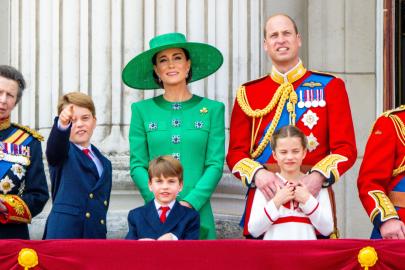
left=59, top=104, right=74, bottom=128
left=380, top=219, right=405, bottom=239
left=254, top=169, right=283, bottom=200
left=301, top=171, right=324, bottom=196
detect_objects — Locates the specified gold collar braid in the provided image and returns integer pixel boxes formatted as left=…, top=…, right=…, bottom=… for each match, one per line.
left=0, top=117, right=11, bottom=131
left=270, top=60, right=306, bottom=85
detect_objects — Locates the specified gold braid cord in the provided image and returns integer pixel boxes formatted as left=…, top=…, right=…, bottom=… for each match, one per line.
left=389, top=114, right=405, bottom=177
left=236, top=82, right=296, bottom=159
left=368, top=190, right=398, bottom=222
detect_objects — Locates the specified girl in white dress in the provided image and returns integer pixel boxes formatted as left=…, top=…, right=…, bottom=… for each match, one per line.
left=248, top=125, right=334, bottom=240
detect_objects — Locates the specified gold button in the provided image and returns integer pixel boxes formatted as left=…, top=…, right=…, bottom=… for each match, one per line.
left=86, top=212, right=91, bottom=218
left=104, top=200, right=108, bottom=206
left=89, top=193, right=94, bottom=199
left=100, top=219, right=105, bottom=225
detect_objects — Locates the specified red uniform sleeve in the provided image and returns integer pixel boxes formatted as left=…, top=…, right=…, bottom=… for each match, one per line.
left=226, top=98, right=263, bottom=186
left=226, top=98, right=252, bottom=171
left=357, top=115, right=399, bottom=226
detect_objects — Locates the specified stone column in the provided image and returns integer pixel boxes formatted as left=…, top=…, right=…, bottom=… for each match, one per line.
left=0, top=0, right=9, bottom=64
left=307, top=0, right=376, bottom=238
left=8, top=0, right=265, bottom=239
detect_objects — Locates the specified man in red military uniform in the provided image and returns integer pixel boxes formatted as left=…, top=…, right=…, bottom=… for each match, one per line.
left=226, top=14, right=357, bottom=237
left=358, top=106, right=405, bottom=239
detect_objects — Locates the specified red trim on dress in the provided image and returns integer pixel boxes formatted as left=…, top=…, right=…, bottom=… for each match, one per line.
left=273, top=216, right=311, bottom=225
left=306, top=202, right=319, bottom=216
left=264, top=207, right=275, bottom=222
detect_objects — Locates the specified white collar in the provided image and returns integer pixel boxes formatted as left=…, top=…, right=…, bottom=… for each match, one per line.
left=154, top=199, right=176, bottom=211
left=75, top=144, right=93, bottom=152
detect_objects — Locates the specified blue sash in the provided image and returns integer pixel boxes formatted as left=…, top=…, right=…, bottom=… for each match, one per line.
left=0, top=128, right=33, bottom=179
left=255, top=73, right=333, bottom=163
left=393, top=175, right=405, bottom=192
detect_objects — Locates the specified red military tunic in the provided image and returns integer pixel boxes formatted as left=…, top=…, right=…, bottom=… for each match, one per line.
left=357, top=106, right=405, bottom=238
left=226, top=62, right=357, bottom=235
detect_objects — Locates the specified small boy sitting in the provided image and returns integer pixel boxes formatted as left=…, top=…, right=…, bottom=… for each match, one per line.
left=126, top=155, right=199, bottom=240
left=43, top=92, right=112, bottom=239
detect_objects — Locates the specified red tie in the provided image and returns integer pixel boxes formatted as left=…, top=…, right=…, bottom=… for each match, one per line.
left=82, top=149, right=92, bottom=160
left=160, top=206, right=170, bottom=223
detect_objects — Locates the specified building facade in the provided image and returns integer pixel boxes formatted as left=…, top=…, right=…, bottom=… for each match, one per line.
left=0, top=0, right=386, bottom=239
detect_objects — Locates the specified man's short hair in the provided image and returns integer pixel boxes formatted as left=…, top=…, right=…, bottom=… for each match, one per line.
left=263, top=13, right=299, bottom=38
left=0, top=65, right=26, bottom=104
left=57, top=92, right=96, bottom=116
left=148, top=155, right=183, bottom=184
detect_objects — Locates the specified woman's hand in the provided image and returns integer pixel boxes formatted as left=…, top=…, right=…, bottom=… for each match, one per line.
left=179, top=201, right=192, bottom=208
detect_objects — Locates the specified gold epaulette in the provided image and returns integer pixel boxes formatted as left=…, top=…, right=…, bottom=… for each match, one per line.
left=381, top=105, right=405, bottom=117
left=11, top=123, right=44, bottom=141
left=310, top=70, right=337, bottom=79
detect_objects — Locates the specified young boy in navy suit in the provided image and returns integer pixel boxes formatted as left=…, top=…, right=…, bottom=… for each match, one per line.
left=43, top=92, right=112, bottom=239
left=126, top=156, right=199, bottom=240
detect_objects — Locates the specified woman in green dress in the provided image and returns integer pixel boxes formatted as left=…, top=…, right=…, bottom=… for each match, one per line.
left=122, top=32, right=225, bottom=239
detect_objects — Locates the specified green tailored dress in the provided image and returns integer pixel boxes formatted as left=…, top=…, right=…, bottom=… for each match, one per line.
left=129, top=94, right=225, bottom=239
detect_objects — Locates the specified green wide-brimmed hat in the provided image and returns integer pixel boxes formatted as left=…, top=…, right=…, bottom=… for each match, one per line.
left=122, top=32, right=223, bottom=90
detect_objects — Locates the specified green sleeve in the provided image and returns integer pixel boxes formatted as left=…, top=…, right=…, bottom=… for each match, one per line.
left=129, top=102, right=154, bottom=202
left=183, top=102, right=225, bottom=210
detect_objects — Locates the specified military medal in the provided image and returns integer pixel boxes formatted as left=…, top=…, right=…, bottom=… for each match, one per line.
left=302, top=110, right=319, bottom=129
left=0, top=176, right=15, bottom=194
left=318, top=89, right=326, bottom=107
left=304, top=90, right=311, bottom=108
left=298, top=91, right=305, bottom=108
left=311, top=89, right=319, bottom=107
left=307, top=133, right=319, bottom=152
left=11, top=164, right=26, bottom=180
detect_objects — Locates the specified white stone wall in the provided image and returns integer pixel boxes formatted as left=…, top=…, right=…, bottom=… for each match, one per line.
left=0, top=0, right=9, bottom=64
left=6, top=0, right=378, bottom=239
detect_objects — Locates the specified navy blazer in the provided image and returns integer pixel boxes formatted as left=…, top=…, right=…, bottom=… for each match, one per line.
left=43, top=117, right=112, bottom=239
left=126, top=200, right=200, bottom=240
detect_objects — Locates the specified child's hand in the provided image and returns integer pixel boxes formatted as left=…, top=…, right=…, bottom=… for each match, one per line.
left=157, top=233, right=175, bottom=240
left=59, top=104, right=74, bottom=128
left=272, top=184, right=295, bottom=209
left=294, top=181, right=310, bottom=204
left=138, top=238, right=156, bottom=241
